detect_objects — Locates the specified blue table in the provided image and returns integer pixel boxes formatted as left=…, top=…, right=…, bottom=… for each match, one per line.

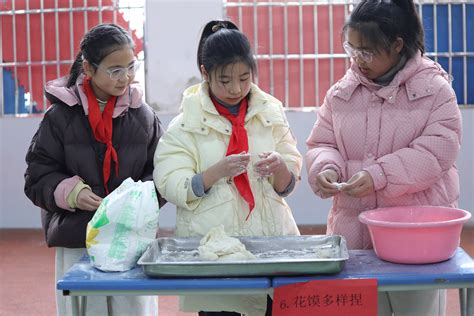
left=58, top=248, right=474, bottom=316
left=57, top=256, right=271, bottom=316
left=273, top=248, right=474, bottom=316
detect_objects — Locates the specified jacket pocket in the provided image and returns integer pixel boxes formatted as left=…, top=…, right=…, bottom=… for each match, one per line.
left=188, top=185, right=237, bottom=236
left=390, top=114, right=418, bottom=149
left=44, top=209, right=94, bottom=248
left=259, top=181, right=299, bottom=236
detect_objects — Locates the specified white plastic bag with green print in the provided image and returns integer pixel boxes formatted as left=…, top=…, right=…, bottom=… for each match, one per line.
left=86, top=177, right=160, bottom=272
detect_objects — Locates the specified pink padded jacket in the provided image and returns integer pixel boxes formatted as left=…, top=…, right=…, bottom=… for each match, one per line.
left=305, top=52, right=462, bottom=249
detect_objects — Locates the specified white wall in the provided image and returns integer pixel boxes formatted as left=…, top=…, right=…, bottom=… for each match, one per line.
left=0, top=109, right=473, bottom=228
left=144, top=0, right=223, bottom=112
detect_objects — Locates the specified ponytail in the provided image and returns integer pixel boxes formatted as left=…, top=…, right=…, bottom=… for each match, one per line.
left=196, top=20, right=240, bottom=72
left=391, top=0, right=414, bottom=13
left=67, top=51, right=84, bottom=87
left=392, top=0, right=425, bottom=56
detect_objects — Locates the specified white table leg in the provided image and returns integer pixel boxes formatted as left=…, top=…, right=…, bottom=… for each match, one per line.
left=467, top=288, right=473, bottom=316
left=459, top=288, right=473, bottom=316
left=71, top=296, right=80, bottom=316
left=80, top=296, right=87, bottom=316
left=106, top=296, right=112, bottom=316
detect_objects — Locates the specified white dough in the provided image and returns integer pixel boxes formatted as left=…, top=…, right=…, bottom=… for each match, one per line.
left=198, top=225, right=256, bottom=261
left=334, top=182, right=346, bottom=190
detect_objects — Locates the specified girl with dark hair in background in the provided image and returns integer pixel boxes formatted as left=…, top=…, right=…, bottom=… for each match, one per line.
left=24, top=23, right=164, bottom=315
left=153, top=20, right=302, bottom=316
left=305, top=0, right=462, bottom=315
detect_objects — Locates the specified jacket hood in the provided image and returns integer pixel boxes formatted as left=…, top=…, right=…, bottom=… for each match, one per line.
left=44, top=73, right=144, bottom=118
left=335, top=52, right=452, bottom=103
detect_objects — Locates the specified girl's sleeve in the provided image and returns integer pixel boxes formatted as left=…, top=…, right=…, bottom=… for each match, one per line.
left=152, top=117, right=201, bottom=210
left=141, top=110, right=167, bottom=207
left=24, top=107, right=74, bottom=213
left=305, top=94, right=346, bottom=196
left=54, top=176, right=86, bottom=211
left=364, top=83, right=462, bottom=197
left=273, top=106, right=303, bottom=180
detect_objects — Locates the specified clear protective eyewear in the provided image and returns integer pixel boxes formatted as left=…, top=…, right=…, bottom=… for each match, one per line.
left=93, top=60, right=141, bottom=80
left=343, top=42, right=374, bottom=63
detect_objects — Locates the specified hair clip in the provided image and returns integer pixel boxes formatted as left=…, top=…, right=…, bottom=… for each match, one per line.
left=212, top=22, right=227, bottom=33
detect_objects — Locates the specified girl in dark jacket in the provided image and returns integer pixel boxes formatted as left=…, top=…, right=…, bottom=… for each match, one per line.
left=24, top=23, right=164, bottom=315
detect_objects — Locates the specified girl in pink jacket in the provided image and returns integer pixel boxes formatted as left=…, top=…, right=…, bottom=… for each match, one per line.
left=305, top=0, right=462, bottom=315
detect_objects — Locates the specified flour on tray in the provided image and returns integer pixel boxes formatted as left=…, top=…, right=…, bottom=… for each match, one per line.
left=198, top=225, right=256, bottom=261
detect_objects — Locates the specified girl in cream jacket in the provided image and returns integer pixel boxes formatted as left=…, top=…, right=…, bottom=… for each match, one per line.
left=153, top=20, right=301, bottom=316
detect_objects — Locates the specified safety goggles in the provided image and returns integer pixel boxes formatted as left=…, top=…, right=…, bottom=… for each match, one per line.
left=343, top=42, right=374, bottom=63
left=93, top=60, right=141, bottom=81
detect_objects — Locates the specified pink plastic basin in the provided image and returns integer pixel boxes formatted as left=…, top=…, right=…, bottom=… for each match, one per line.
left=359, top=206, right=471, bottom=264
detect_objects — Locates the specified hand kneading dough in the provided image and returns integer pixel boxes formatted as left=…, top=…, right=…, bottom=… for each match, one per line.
left=198, top=225, right=256, bottom=261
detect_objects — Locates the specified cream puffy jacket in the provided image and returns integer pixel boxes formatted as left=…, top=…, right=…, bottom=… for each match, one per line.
left=154, top=82, right=302, bottom=239
left=153, top=82, right=301, bottom=315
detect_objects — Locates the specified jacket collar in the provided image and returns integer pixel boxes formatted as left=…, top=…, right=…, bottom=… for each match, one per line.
left=180, top=82, right=286, bottom=136
left=44, top=73, right=143, bottom=118
left=333, top=52, right=445, bottom=104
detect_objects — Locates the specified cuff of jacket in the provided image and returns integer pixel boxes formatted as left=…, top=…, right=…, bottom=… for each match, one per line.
left=186, top=176, right=201, bottom=203
left=321, top=164, right=342, bottom=181
left=191, top=173, right=210, bottom=198
left=53, top=175, right=83, bottom=211
left=67, top=181, right=92, bottom=209
left=275, top=172, right=296, bottom=197
left=364, top=163, right=387, bottom=191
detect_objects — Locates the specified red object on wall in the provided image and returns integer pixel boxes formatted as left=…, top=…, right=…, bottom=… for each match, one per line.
left=1, top=0, right=143, bottom=111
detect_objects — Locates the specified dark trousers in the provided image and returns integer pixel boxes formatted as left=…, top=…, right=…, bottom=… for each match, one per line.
left=198, top=296, right=273, bottom=316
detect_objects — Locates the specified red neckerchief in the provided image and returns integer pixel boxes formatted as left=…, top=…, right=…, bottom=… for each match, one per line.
left=83, top=77, right=118, bottom=195
left=211, top=95, right=255, bottom=220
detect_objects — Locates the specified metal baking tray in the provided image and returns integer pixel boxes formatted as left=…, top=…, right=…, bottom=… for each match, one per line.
left=138, top=235, right=349, bottom=277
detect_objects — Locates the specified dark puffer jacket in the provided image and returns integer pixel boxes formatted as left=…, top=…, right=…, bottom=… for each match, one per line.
left=24, top=76, right=165, bottom=248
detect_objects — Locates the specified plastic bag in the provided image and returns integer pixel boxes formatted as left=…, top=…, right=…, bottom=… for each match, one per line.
left=86, top=178, right=160, bottom=271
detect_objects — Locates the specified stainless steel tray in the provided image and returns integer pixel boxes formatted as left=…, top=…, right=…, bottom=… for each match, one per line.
left=138, top=235, right=349, bottom=277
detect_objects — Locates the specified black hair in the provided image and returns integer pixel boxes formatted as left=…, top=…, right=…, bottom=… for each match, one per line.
left=67, top=23, right=135, bottom=87
left=197, top=20, right=257, bottom=80
left=343, top=0, right=424, bottom=58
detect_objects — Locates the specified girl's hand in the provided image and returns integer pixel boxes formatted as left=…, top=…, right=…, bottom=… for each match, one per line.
left=253, top=151, right=285, bottom=178
left=315, top=169, right=340, bottom=199
left=341, top=171, right=374, bottom=198
left=76, top=188, right=103, bottom=211
left=202, top=153, right=250, bottom=190
left=254, top=151, right=294, bottom=193
left=220, top=153, right=251, bottom=178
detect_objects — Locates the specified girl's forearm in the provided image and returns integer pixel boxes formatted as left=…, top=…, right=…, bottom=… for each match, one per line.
left=272, top=165, right=293, bottom=193
left=201, top=164, right=223, bottom=191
